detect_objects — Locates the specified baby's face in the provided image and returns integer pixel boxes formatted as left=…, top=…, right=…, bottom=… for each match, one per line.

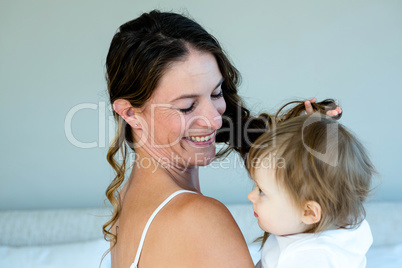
left=247, top=167, right=307, bottom=236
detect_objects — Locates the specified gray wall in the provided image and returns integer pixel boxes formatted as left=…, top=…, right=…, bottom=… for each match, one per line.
left=1, top=0, right=401, bottom=210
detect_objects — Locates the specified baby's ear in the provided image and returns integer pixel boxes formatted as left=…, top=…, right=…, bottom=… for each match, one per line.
left=301, top=201, right=321, bottom=225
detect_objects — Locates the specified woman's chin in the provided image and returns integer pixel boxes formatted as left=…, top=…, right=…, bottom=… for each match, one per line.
left=194, top=155, right=216, bottom=166
left=196, top=147, right=217, bottom=165
left=182, top=148, right=216, bottom=167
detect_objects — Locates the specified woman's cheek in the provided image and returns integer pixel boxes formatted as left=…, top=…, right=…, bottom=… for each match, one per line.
left=154, top=110, right=185, bottom=141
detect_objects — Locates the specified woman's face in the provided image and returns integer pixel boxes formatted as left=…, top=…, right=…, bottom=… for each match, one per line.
left=137, top=48, right=226, bottom=168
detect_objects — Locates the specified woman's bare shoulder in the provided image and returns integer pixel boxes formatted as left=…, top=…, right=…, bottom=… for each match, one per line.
left=154, top=193, right=255, bottom=267
left=178, top=193, right=238, bottom=224
left=182, top=194, right=247, bottom=241
left=163, top=193, right=239, bottom=228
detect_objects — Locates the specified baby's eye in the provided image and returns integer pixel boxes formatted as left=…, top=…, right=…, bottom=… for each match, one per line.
left=258, top=188, right=265, bottom=195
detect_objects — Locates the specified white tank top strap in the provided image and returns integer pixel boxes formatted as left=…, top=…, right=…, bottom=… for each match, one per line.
left=130, top=189, right=197, bottom=268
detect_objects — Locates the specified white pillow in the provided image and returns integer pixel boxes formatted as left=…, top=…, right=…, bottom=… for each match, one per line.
left=0, top=238, right=111, bottom=268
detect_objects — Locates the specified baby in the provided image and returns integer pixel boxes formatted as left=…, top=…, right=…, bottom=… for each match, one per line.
left=246, top=108, right=375, bottom=268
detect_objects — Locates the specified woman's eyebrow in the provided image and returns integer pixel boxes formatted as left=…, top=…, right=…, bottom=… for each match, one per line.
left=171, top=77, right=225, bottom=102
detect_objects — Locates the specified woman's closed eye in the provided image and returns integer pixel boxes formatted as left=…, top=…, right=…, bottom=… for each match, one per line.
left=179, top=103, right=196, bottom=114
left=179, top=90, right=223, bottom=114
left=211, top=90, right=223, bottom=99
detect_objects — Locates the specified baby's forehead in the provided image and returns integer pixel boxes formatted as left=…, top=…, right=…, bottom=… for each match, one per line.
left=251, top=152, right=285, bottom=171
left=252, top=165, right=277, bottom=181
left=253, top=165, right=287, bottom=192
left=253, top=159, right=289, bottom=183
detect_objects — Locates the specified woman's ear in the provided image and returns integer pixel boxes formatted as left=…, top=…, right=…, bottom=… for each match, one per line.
left=301, top=201, right=321, bottom=225
left=113, top=99, right=142, bottom=129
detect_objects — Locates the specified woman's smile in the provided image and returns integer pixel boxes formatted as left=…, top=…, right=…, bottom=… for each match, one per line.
left=184, top=131, right=215, bottom=146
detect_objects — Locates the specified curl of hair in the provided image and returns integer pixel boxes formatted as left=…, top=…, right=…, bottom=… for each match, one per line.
left=226, top=98, right=342, bottom=160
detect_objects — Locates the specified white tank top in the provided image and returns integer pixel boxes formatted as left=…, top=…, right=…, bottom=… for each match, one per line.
left=130, top=190, right=197, bottom=268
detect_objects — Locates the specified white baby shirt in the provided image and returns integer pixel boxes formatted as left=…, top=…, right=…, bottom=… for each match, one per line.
left=261, top=220, right=373, bottom=268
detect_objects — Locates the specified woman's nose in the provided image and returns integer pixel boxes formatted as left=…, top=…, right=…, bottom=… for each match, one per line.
left=197, top=102, right=223, bottom=130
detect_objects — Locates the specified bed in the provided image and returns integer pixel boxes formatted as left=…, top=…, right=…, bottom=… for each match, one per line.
left=1, top=202, right=401, bottom=267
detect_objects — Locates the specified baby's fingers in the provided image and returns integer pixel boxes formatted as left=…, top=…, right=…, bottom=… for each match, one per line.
left=304, top=100, right=314, bottom=114
left=326, top=106, right=342, bottom=117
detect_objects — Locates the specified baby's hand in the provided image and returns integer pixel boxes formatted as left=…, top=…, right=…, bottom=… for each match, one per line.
left=304, top=98, right=342, bottom=118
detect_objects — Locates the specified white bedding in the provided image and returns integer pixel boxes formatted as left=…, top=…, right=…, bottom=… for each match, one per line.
left=1, top=203, right=401, bottom=267
left=0, top=239, right=111, bottom=268
left=1, top=239, right=401, bottom=268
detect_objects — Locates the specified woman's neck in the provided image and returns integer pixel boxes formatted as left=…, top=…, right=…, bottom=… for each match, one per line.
left=130, top=148, right=201, bottom=192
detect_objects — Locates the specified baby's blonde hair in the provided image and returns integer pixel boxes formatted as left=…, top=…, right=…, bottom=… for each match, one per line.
left=246, top=111, right=376, bottom=243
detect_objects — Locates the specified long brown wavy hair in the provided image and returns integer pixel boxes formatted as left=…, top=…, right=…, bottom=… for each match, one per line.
left=103, top=10, right=263, bottom=256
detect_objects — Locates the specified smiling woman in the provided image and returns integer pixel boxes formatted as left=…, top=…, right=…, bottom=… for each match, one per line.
left=103, top=10, right=256, bottom=268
